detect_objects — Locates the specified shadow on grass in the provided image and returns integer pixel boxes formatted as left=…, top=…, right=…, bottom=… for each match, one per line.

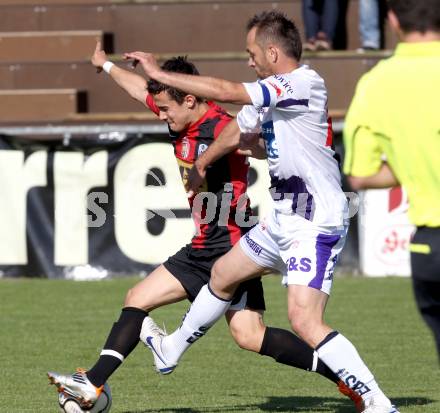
left=123, top=395, right=433, bottom=413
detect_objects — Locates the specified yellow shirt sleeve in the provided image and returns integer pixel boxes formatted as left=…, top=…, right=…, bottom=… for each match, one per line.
left=343, top=126, right=383, bottom=176
left=343, top=75, right=383, bottom=177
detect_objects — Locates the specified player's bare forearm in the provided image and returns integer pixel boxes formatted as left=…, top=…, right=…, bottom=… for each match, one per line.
left=92, top=41, right=148, bottom=105
left=157, top=71, right=251, bottom=105
left=107, top=65, right=148, bottom=105
left=250, top=139, right=267, bottom=159
left=186, top=120, right=240, bottom=196
left=238, top=134, right=267, bottom=159
left=348, top=162, right=399, bottom=190
left=198, top=120, right=241, bottom=169
left=123, top=51, right=252, bottom=105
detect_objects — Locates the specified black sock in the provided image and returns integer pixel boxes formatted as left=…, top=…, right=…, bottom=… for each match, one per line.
left=259, top=327, right=339, bottom=384
left=86, top=307, right=148, bottom=387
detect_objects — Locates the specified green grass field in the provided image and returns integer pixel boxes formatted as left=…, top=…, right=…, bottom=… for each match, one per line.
left=1, top=275, right=439, bottom=412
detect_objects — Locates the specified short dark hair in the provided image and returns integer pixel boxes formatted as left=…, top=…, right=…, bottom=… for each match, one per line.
left=388, top=0, right=440, bottom=33
left=147, top=56, right=201, bottom=104
left=246, top=10, right=302, bottom=61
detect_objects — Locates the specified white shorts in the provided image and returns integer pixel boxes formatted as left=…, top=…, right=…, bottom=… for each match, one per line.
left=239, top=210, right=348, bottom=295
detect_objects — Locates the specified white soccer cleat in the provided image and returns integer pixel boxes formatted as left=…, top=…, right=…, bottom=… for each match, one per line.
left=361, top=397, right=400, bottom=413
left=362, top=404, right=400, bottom=413
left=48, top=368, right=103, bottom=409
left=140, top=316, right=177, bottom=375
left=337, top=382, right=399, bottom=413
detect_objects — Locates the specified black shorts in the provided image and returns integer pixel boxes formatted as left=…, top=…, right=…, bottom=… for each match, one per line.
left=411, top=226, right=440, bottom=282
left=163, top=244, right=266, bottom=311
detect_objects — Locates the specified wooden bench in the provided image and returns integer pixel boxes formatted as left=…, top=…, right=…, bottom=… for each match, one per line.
left=68, top=108, right=347, bottom=123
left=0, top=31, right=103, bottom=63
left=0, top=89, right=85, bottom=122
left=0, top=0, right=291, bottom=5
left=0, top=0, right=108, bottom=4
left=0, top=50, right=389, bottom=115
left=0, top=0, right=398, bottom=52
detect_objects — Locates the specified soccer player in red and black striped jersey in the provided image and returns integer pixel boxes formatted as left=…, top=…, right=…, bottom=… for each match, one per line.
left=47, top=42, right=356, bottom=410
left=145, top=78, right=251, bottom=253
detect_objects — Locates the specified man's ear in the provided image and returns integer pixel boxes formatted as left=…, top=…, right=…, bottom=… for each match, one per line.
left=388, top=10, right=402, bottom=37
left=184, top=95, right=197, bottom=109
left=268, top=45, right=278, bottom=63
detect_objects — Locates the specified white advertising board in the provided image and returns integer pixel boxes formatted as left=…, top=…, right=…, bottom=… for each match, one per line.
left=358, top=187, right=415, bottom=276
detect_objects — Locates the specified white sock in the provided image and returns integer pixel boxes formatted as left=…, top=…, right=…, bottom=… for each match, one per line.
left=316, top=332, right=390, bottom=405
left=162, top=284, right=231, bottom=364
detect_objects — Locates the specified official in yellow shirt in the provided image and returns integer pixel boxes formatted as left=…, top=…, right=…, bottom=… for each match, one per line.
left=343, top=0, right=440, bottom=361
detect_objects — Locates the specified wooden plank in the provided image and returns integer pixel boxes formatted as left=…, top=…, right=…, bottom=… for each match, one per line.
left=0, top=52, right=388, bottom=115
left=0, top=0, right=293, bottom=5
left=0, top=2, right=298, bottom=53
left=0, top=31, right=103, bottom=63
left=0, top=0, right=395, bottom=52
left=68, top=112, right=158, bottom=121
left=68, top=108, right=346, bottom=122
left=0, top=89, right=80, bottom=122
left=0, top=0, right=108, bottom=4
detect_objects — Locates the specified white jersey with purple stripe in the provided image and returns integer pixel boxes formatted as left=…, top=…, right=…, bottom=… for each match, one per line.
left=237, top=65, right=348, bottom=227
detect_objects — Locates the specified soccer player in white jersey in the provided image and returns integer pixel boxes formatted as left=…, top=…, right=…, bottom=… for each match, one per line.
left=125, top=11, right=398, bottom=413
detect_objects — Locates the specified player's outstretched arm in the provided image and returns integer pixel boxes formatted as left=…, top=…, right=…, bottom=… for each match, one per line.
left=92, top=41, right=148, bottom=106
left=186, top=119, right=241, bottom=197
left=124, top=51, right=252, bottom=105
left=347, top=162, right=399, bottom=190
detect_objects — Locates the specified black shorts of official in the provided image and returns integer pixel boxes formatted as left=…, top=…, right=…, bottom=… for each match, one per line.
left=410, top=226, right=440, bottom=354
left=163, top=244, right=266, bottom=311
left=410, top=226, right=440, bottom=282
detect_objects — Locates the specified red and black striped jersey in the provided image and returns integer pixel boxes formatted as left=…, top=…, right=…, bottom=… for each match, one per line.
left=146, top=95, right=252, bottom=253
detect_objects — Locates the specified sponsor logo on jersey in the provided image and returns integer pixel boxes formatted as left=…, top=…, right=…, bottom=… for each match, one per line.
left=181, top=136, right=190, bottom=159
left=197, top=143, right=208, bottom=156
left=273, top=74, right=294, bottom=94
left=267, top=81, right=283, bottom=97
left=262, top=120, right=278, bottom=159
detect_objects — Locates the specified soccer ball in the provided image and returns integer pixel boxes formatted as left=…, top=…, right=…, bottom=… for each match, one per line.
left=58, top=383, right=112, bottom=413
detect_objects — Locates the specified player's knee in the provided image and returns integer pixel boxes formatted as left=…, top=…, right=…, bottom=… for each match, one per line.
left=124, top=287, right=144, bottom=308
left=211, top=260, right=224, bottom=283
left=211, top=260, right=234, bottom=294
left=289, top=318, right=305, bottom=338
left=230, top=325, right=261, bottom=352
left=288, top=310, right=312, bottom=341
left=124, top=288, right=136, bottom=306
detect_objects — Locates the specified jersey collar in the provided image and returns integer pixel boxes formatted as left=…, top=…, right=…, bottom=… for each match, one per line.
left=395, top=41, right=440, bottom=57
